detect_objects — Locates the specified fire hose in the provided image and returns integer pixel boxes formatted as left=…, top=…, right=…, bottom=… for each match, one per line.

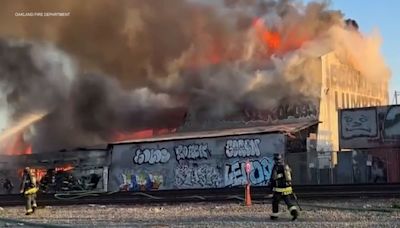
left=53, top=190, right=119, bottom=200
left=54, top=191, right=208, bottom=201
left=52, top=191, right=399, bottom=213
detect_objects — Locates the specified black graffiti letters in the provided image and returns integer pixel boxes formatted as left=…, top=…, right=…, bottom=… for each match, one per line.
left=225, top=139, right=261, bottom=158
left=175, top=143, right=209, bottom=160
left=133, top=148, right=170, bottom=165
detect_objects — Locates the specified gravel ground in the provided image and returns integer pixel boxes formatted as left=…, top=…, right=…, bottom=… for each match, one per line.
left=1, top=199, right=400, bottom=227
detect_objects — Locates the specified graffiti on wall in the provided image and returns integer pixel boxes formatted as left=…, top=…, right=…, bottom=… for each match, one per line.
left=224, top=157, right=274, bottom=186
left=225, top=139, right=261, bottom=158
left=119, top=170, right=164, bottom=191
left=133, top=148, right=170, bottom=165
left=340, top=109, right=378, bottom=139
left=174, top=164, right=221, bottom=188
left=340, top=105, right=400, bottom=149
left=244, top=102, right=318, bottom=122
left=110, top=133, right=285, bottom=191
left=383, top=106, right=400, bottom=139
left=175, top=143, right=210, bottom=160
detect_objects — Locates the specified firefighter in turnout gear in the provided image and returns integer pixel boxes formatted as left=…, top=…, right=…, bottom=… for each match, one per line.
left=269, top=153, right=299, bottom=221
left=20, top=167, right=39, bottom=215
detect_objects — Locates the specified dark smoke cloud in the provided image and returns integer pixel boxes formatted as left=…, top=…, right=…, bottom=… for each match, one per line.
left=0, top=0, right=390, bottom=152
left=0, top=39, right=73, bottom=119
left=0, top=39, right=184, bottom=152
left=30, top=73, right=185, bottom=152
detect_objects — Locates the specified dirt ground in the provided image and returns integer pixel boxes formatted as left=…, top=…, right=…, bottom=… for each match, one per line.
left=1, top=199, right=400, bottom=227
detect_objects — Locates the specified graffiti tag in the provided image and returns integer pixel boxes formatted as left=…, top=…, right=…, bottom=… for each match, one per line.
left=119, top=171, right=163, bottom=191
left=244, top=102, right=318, bottom=122
left=225, top=139, right=261, bottom=158
left=174, top=164, right=221, bottom=188
left=175, top=143, right=209, bottom=160
left=384, top=106, right=400, bottom=138
left=133, top=148, right=170, bottom=165
left=340, top=109, right=377, bottom=139
left=224, top=157, right=273, bottom=186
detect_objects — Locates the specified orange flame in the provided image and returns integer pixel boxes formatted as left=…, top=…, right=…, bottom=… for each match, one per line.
left=55, top=164, right=74, bottom=172
left=113, top=129, right=154, bottom=142
left=18, top=168, right=47, bottom=182
left=25, top=145, right=32, bottom=154
left=253, top=18, right=281, bottom=55
left=2, top=132, right=32, bottom=155
left=18, top=164, right=75, bottom=183
left=112, top=128, right=176, bottom=142
left=185, top=17, right=312, bottom=68
left=252, top=18, right=310, bottom=55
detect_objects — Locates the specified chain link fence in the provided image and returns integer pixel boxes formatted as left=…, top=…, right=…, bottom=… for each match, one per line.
left=287, top=149, right=400, bottom=185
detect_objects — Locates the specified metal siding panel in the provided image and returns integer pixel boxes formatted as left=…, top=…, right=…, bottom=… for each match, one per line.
left=109, top=133, right=285, bottom=191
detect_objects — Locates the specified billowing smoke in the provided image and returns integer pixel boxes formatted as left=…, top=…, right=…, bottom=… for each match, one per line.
left=0, top=0, right=390, bottom=152
left=0, top=40, right=74, bottom=118
left=0, top=40, right=183, bottom=151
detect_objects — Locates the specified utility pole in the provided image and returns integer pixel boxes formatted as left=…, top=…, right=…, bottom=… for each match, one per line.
left=395, top=91, right=400, bottom=105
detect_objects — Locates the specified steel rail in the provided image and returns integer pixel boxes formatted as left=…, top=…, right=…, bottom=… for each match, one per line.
left=1, top=183, right=399, bottom=207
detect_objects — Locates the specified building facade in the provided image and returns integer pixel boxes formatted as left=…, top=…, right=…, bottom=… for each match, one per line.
left=317, top=52, right=389, bottom=167
left=180, top=51, right=389, bottom=169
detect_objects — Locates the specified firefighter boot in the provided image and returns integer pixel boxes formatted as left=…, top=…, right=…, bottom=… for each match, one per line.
left=25, top=208, right=33, bottom=215
left=289, top=206, right=299, bottom=221
left=270, top=215, right=278, bottom=220
left=270, top=212, right=279, bottom=220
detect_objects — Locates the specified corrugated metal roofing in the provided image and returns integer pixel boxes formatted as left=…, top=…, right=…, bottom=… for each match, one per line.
left=112, top=120, right=320, bottom=145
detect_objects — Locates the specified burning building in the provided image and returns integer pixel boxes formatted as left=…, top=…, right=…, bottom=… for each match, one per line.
left=0, top=147, right=109, bottom=194
left=0, top=0, right=390, bottom=189
left=0, top=0, right=390, bottom=152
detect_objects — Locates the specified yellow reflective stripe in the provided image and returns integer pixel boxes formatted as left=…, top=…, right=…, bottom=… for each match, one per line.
left=272, top=186, right=293, bottom=194
left=282, top=191, right=292, bottom=195
left=24, top=187, right=39, bottom=195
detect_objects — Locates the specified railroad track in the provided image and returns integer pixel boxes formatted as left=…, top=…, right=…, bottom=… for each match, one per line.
left=1, top=183, right=400, bottom=207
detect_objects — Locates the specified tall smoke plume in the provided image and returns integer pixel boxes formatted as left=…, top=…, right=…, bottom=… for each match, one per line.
left=0, top=0, right=390, bottom=152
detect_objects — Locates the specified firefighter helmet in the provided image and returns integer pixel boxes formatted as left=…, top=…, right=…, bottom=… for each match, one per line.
left=273, top=153, right=283, bottom=162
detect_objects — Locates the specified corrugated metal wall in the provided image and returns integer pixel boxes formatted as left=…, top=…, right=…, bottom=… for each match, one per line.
left=108, top=133, right=285, bottom=191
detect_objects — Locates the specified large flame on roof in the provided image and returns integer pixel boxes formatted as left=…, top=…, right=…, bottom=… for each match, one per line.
left=113, top=128, right=177, bottom=142
left=253, top=18, right=282, bottom=55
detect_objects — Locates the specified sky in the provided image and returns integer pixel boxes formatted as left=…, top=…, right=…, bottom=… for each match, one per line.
left=324, top=0, right=400, bottom=104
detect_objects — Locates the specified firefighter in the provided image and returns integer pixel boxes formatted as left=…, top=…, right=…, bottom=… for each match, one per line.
left=20, top=167, right=39, bottom=215
left=269, top=153, right=299, bottom=221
